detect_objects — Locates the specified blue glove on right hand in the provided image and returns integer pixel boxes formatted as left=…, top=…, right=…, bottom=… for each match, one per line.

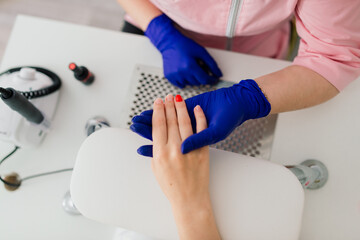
left=145, top=14, right=222, bottom=88
left=131, top=79, right=271, bottom=157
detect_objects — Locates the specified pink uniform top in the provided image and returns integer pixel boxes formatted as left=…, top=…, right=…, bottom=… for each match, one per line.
left=127, top=0, right=360, bottom=91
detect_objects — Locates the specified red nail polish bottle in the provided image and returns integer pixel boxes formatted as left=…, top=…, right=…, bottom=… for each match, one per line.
left=69, top=62, right=95, bottom=85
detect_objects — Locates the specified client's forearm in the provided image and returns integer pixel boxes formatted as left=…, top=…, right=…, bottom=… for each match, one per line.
left=255, top=65, right=339, bottom=114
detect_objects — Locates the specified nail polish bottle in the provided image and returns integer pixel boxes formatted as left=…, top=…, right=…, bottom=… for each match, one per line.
left=69, top=63, right=95, bottom=85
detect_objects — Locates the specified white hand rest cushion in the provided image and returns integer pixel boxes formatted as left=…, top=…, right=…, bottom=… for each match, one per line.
left=70, top=128, right=304, bottom=240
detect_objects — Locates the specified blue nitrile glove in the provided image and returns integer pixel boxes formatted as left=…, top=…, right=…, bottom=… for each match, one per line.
left=145, top=14, right=222, bottom=88
left=130, top=79, right=271, bottom=157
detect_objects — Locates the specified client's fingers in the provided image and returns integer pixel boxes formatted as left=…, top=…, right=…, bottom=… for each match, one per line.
left=194, top=105, right=207, bottom=133
left=165, top=94, right=181, bottom=143
left=174, top=95, right=193, bottom=140
left=152, top=98, right=167, bottom=147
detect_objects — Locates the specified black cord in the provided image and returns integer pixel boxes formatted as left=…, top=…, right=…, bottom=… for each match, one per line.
left=21, top=168, right=73, bottom=182
left=0, top=145, right=19, bottom=165
left=0, top=146, right=21, bottom=187
left=0, top=66, right=62, bottom=99
left=0, top=176, right=20, bottom=187
left=0, top=146, right=73, bottom=188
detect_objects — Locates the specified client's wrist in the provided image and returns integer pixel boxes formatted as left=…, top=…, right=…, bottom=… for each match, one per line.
left=172, top=195, right=212, bottom=219
left=171, top=197, right=221, bottom=240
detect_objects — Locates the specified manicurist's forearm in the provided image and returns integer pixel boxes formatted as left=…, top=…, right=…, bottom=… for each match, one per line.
left=255, top=65, right=339, bottom=114
left=172, top=200, right=221, bottom=240
left=117, top=0, right=162, bottom=30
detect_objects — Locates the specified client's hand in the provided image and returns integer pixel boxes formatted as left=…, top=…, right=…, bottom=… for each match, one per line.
left=151, top=94, right=221, bottom=240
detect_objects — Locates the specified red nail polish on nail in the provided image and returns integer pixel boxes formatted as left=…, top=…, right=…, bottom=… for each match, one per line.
left=175, top=95, right=183, bottom=102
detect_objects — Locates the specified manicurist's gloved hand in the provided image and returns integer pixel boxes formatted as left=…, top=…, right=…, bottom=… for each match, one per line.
left=145, top=14, right=222, bottom=88
left=131, top=79, right=271, bottom=157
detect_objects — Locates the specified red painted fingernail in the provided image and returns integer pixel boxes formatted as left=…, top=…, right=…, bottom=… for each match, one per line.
left=175, top=95, right=183, bottom=102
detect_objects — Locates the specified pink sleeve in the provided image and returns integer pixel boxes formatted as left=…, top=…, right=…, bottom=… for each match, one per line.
left=292, top=0, right=360, bottom=91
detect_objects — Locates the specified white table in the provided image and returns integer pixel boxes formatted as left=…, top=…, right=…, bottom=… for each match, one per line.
left=271, top=79, right=360, bottom=238
left=0, top=15, right=359, bottom=239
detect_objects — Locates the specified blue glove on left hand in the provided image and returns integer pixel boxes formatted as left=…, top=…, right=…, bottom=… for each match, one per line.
left=131, top=79, right=271, bottom=157
left=145, top=14, right=222, bottom=88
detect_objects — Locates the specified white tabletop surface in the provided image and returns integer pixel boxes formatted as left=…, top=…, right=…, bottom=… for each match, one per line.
left=270, top=79, right=360, bottom=239
left=0, top=15, right=359, bottom=239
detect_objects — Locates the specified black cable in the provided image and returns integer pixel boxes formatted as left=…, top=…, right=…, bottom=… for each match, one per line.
left=0, top=146, right=73, bottom=188
left=0, top=66, right=62, bottom=99
left=0, top=145, right=19, bottom=165
left=0, top=146, right=21, bottom=187
left=21, top=168, right=73, bottom=182
left=0, top=176, right=20, bottom=187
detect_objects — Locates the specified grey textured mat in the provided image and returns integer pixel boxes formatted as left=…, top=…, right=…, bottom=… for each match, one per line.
left=121, top=64, right=277, bottom=159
